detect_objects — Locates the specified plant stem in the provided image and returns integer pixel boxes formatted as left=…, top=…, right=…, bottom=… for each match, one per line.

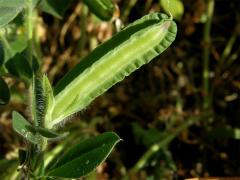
left=34, top=12, right=43, bottom=64
left=227, top=46, right=240, bottom=66
left=203, top=0, right=215, bottom=110
left=221, top=31, right=237, bottom=61
left=77, top=3, right=88, bottom=58
left=130, top=115, right=201, bottom=172
left=25, top=1, right=47, bottom=178
left=26, top=0, right=34, bottom=67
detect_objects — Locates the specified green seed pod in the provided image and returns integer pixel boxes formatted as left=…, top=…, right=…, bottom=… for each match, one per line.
left=50, top=13, right=177, bottom=127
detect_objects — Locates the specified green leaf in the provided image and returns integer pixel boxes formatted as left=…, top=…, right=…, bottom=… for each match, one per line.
left=5, top=52, right=32, bottom=80
left=0, top=0, right=25, bottom=28
left=47, top=132, right=121, bottom=178
left=39, top=0, right=73, bottom=18
left=2, top=35, right=28, bottom=64
left=12, top=111, right=40, bottom=144
left=0, top=42, right=4, bottom=67
left=0, top=0, right=25, bottom=7
left=20, top=47, right=40, bottom=72
left=160, top=0, right=184, bottom=20
left=51, top=13, right=177, bottom=126
left=0, top=76, right=10, bottom=105
left=83, top=0, right=116, bottom=21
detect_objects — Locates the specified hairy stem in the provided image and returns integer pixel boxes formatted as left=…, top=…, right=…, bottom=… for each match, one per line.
left=25, top=1, right=46, bottom=177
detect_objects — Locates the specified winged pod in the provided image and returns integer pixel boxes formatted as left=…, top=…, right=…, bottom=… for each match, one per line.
left=46, top=13, right=177, bottom=128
